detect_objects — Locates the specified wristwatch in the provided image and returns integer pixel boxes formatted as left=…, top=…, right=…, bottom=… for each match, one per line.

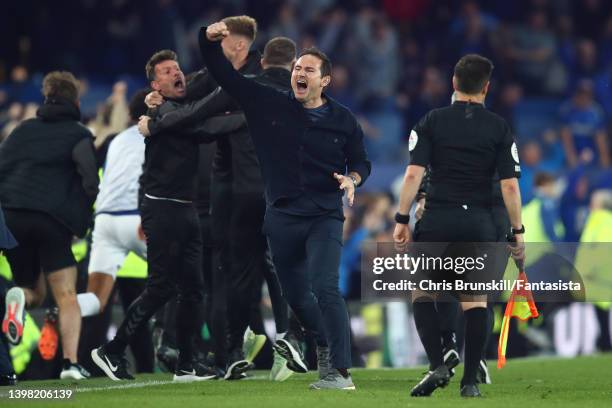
left=349, top=175, right=358, bottom=187
left=395, top=212, right=410, bottom=225
left=511, top=224, right=525, bottom=235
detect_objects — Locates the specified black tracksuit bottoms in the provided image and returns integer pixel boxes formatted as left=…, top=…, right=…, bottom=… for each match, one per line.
left=109, top=197, right=204, bottom=365
left=263, top=206, right=351, bottom=369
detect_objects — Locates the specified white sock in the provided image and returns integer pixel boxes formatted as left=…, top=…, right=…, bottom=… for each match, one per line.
left=276, top=332, right=287, bottom=341
left=77, top=292, right=101, bottom=317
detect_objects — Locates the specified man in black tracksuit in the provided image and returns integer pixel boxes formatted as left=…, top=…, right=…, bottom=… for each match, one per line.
left=92, top=50, right=223, bottom=382
left=143, top=29, right=300, bottom=381
left=201, top=22, right=371, bottom=390
left=393, top=54, right=524, bottom=398
left=0, top=71, right=98, bottom=380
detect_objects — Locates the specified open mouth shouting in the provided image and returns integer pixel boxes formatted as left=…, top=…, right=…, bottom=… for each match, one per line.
left=295, top=78, right=308, bottom=97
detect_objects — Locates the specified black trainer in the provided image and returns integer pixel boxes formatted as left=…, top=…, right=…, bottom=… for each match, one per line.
left=156, top=345, right=179, bottom=373
left=91, top=345, right=134, bottom=381
left=442, top=344, right=460, bottom=378
left=410, top=365, right=451, bottom=397
left=0, top=373, right=17, bottom=386
left=272, top=338, right=308, bottom=373
left=224, top=349, right=251, bottom=380
left=460, top=383, right=482, bottom=397
left=476, top=359, right=492, bottom=384
left=173, top=361, right=217, bottom=382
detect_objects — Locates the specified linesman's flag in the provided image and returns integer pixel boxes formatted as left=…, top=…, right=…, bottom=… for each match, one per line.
left=497, top=271, right=539, bottom=369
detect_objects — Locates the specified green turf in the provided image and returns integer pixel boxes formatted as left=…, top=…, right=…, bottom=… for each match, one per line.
left=1, top=355, right=611, bottom=407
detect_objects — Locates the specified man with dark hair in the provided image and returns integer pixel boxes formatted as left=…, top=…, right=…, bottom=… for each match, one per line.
left=200, top=22, right=371, bottom=390
left=393, top=54, right=524, bottom=398
left=140, top=35, right=304, bottom=381
left=91, top=50, right=222, bottom=382
left=0, top=70, right=98, bottom=380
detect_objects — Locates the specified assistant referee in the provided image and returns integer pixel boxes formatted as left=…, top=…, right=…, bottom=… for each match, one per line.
left=393, top=54, right=525, bottom=398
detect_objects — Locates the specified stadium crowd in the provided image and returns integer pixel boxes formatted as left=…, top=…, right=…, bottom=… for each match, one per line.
left=0, top=0, right=611, bottom=385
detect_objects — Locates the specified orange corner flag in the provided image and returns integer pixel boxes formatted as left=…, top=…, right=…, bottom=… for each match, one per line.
left=497, top=271, right=539, bottom=369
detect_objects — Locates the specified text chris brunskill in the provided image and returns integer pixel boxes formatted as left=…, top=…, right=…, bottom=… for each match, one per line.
left=371, top=279, right=582, bottom=292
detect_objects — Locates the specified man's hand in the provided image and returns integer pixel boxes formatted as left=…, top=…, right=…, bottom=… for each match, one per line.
left=138, top=116, right=151, bottom=137
left=508, top=233, right=526, bottom=270
left=137, top=223, right=146, bottom=241
left=415, top=198, right=426, bottom=221
left=334, top=173, right=355, bottom=206
left=145, top=91, right=164, bottom=109
left=393, top=223, right=412, bottom=252
left=206, top=22, right=230, bottom=41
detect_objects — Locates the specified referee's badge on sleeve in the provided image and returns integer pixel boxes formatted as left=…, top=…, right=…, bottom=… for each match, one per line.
left=511, top=142, right=519, bottom=163
left=409, top=130, right=418, bottom=151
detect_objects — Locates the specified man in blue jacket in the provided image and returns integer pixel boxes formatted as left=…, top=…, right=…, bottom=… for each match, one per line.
left=200, top=21, right=371, bottom=390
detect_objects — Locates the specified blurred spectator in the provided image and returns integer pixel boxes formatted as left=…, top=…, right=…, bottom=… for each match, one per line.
left=268, top=3, right=300, bottom=43
left=559, top=80, right=610, bottom=168
left=573, top=0, right=611, bottom=41
left=508, top=10, right=565, bottom=94
left=405, top=66, right=448, bottom=133
left=569, top=39, right=599, bottom=89
left=0, top=103, right=24, bottom=142
left=561, top=166, right=591, bottom=241
left=354, top=10, right=399, bottom=104
left=327, top=65, right=358, bottom=112
left=492, top=82, right=524, bottom=131
left=531, top=172, right=564, bottom=242
left=519, top=141, right=545, bottom=204
left=6, top=66, right=39, bottom=104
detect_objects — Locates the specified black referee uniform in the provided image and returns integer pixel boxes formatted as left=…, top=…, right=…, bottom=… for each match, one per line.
left=408, top=100, right=520, bottom=393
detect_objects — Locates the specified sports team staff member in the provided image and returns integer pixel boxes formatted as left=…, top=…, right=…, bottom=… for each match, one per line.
left=92, top=50, right=222, bottom=382
left=201, top=22, right=371, bottom=390
left=393, top=54, right=525, bottom=398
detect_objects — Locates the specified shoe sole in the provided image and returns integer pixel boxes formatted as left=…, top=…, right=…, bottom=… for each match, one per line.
left=244, top=335, right=267, bottom=363
left=273, top=339, right=308, bottom=373
left=410, top=375, right=450, bottom=396
left=173, top=374, right=216, bottom=382
left=309, top=384, right=356, bottom=390
left=59, top=370, right=87, bottom=380
left=2, top=287, right=25, bottom=345
left=91, top=348, right=123, bottom=381
left=224, top=360, right=251, bottom=380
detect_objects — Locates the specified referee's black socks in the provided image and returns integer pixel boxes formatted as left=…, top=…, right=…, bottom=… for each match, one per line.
left=413, top=299, right=443, bottom=370
left=462, top=307, right=487, bottom=386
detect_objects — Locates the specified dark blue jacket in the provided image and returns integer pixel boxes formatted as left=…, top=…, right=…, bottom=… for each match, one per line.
left=199, top=28, right=371, bottom=210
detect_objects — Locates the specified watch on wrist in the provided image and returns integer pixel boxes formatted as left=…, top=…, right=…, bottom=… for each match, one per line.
left=349, top=175, right=358, bottom=187
left=511, top=224, right=525, bottom=235
left=395, top=212, right=410, bottom=225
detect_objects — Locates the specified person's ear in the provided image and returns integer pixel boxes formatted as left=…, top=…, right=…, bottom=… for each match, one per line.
left=150, top=80, right=160, bottom=91
left=321, top=75, right=331, bottom=88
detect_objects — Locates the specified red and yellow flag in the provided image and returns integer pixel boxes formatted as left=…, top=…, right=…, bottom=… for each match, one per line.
left=497, top=271, right=539, bottom=368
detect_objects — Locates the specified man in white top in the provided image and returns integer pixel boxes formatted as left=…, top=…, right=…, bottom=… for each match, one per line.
left=76, top=89, right=149, bottom=318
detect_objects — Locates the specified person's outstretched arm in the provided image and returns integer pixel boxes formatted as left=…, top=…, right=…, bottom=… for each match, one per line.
left=198, top=22, right=273, bottom=108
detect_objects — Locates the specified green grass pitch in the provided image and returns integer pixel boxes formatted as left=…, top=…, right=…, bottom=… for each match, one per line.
left=1, top=355, right=611, bottom=407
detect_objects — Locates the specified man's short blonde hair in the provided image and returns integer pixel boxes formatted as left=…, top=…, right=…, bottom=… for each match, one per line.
left=222, top=15, right=257, bottom=42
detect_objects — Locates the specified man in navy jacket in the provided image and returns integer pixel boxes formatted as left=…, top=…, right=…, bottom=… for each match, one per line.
left=201, top=22, right=370, bottom=390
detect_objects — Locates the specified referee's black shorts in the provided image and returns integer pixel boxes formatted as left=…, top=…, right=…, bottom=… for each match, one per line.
left=3, top=209, right=76, bottom=288
left=414, top=206, right=506, bottom=296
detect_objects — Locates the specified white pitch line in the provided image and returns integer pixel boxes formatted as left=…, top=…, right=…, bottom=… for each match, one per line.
left=76, top=375, right=270, bottom=393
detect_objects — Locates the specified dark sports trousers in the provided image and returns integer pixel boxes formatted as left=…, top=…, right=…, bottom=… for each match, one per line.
left=264, top=207, right=351, bottom=368
left=3, top=209, right=76, bottom=286
left=209, top=179, right=231, bottom=365
left=79, top=277, right=154, bottom=375
left=109, top=198, right=204, bottom=364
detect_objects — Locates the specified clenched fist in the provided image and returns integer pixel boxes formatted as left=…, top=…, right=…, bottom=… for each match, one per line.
left=206, top=22, right=230, bottom=41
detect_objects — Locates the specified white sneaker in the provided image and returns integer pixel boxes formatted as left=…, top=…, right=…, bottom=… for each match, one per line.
left=60, top=361, right=90, bottom=380
left=270, top=349, right=293, bottom=382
